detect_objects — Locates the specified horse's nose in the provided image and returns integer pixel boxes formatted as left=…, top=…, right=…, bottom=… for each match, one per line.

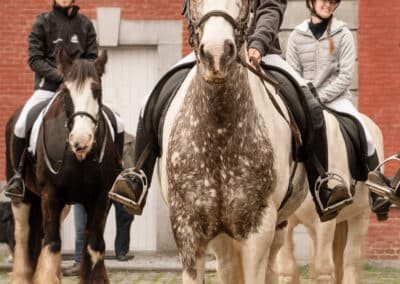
left=198, top=39, right=236, bottom=73
left=74, top=142, right=88, bottom=152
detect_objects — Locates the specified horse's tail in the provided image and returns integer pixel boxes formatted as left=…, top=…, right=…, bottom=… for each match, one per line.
left=332, top=221, right=348, bottom=284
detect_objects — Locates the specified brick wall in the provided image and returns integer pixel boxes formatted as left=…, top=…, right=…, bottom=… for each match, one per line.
left=359, top=1, right=400, bottom=261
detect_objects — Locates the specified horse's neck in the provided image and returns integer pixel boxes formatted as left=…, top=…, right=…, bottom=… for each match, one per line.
left=186, top=66, right=256, bottom=131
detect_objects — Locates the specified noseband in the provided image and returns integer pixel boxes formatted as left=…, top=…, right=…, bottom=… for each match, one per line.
left=187, top=1, right=250, bottom=55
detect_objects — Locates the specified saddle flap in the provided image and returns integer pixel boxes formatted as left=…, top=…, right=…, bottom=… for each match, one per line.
left=330, top=110, right=369, bottom=181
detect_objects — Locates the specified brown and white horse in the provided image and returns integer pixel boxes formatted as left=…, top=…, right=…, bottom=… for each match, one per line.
left=275, top=114, right=384, bottom=284
left=158, top=0, right=307, bottom=282
left=7, top=50, right=118, bottom=284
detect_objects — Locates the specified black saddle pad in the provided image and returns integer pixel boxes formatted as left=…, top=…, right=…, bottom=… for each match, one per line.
left=328, top=110, right=369, bottom=181
left=141, top=61, right=195, bottom=155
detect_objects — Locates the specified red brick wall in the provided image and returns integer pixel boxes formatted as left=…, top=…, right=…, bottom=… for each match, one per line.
left=365, top=208, right=400, bottom=261
left=0, top=0, right=189, bottom=181
left=359, top=1, right=400, bottom=261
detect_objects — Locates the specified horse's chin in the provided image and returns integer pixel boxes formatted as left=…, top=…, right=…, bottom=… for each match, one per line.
left=73, top=150, right=91, bottom=162
left=202, top=73, right=227, bottom=85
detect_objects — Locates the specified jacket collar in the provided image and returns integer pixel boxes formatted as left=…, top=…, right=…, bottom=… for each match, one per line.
left=53, top=4, right=80, bottom=18
left=294, top=17, right=346, bottom=39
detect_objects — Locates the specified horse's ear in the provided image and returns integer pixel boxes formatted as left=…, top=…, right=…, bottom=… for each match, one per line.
left=95, top=50, right=107, bottom=77
left=57, top=48, right=73, bottom=76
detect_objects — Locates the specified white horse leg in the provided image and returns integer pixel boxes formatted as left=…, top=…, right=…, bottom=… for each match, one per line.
left=33, top=245, right=62, bottom=284
left=209, top=233, right=244, bottom=284
left=275, top=218, right=301, bottom=284
left=182, top=253, right=206, bottom=284
left=11, top=202, right=32, bottom=284
left=312, top=220, right=336, bottom=284
left=241, top=206, right=277, bottom=283
left=266, top=226, right=286, bottom=284
left=341, top=213, right=369, bottom=284
left=33, top=196, right=63, bottom=284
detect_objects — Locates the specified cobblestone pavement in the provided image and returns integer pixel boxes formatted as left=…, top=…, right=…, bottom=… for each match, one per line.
left=1, top=267, right=400, bottom=283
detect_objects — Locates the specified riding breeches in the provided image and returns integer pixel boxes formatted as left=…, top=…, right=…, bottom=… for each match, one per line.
left=14, top=89, right=55, bottom=138
left=325, top=97, right=375, bottom=156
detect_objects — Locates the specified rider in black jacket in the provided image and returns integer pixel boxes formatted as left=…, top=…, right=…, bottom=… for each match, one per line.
left=4, top=0, right=124, bottom=201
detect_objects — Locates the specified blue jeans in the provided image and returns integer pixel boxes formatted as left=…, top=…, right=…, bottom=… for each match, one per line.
left=73, top=204, right=86, bottom=263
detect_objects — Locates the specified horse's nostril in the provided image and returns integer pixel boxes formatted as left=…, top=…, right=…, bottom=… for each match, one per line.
left=224, top=40, right=235, bottom=58
left=199, top=43, right=206, bottom=60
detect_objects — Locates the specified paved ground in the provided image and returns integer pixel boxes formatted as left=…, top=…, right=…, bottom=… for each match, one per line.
left=1, top=246, right=400, bottom=283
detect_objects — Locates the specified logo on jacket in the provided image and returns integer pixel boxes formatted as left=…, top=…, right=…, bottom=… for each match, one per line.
left=71, top=34, right=79, bottom=44
left=53, top=38, right=63, bottom=44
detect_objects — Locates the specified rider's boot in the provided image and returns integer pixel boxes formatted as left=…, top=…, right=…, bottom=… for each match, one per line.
left=115, top=132, right=125, bottom=172
left=4, top=135, right=26, bottom=202
left=367, top=151, right=391, bottom=221
left=109, top=116, right=156, bottom=215
left=303, top=85, right=353, bottom=222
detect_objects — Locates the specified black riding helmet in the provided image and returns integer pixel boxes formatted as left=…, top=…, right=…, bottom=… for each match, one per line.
left=306, top=0, right=340, bottom=20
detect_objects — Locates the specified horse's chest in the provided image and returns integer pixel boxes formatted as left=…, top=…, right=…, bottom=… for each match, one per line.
left=167, top=117, right=275, bottom=238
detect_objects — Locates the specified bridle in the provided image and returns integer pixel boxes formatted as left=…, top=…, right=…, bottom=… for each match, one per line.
left=41, top=85, right=107, bottom=175
left=186, top=0, right=251, bottom=56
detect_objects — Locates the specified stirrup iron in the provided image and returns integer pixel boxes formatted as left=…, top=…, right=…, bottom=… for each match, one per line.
left=4, top=174, right=26, bottom=202
left=315, top=172, right=353, bottom=214
left=366, top=153, right=400, bottom=206
left=108, top=168, right=148, bottom=213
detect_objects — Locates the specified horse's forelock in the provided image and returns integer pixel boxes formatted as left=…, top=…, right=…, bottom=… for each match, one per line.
left=67, top=59, right=100, bottom=91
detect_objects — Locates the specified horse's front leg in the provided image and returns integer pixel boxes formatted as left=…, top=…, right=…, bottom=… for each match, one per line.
left=341, top=213, right=369, bottom=284
left=241, top=205, right=277, bottom=283
left=169, top=208, right=207, bottom=284
left=33, top=192, right=63, bottom=284
left=11, top=202, right=32, bottom=284
left=81, top=194, right=110, bottom=284
left=310, top=220, right=336, bottom=284
left=209, top=233, right=244, bottom=284
left=275, top=217, right=301, bottom=284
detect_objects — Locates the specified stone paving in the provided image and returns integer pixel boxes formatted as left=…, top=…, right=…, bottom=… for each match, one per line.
left=1, top=246, right=400, bottom=283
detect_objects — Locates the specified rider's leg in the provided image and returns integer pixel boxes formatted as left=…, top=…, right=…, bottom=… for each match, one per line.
left=325, top=98, right=391, bottom=220
left=264, top=55, right=351, bottom=221
left=4, top=90, right=55, bottom=202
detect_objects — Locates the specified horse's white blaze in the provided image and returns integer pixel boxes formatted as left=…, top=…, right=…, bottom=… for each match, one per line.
left=11, top=203, right=32, bottom=284
left=33, top=245, right=61, bottom=284
left=87, top=245, right=105, bottom=269
left=66, top=79, right=98, bottom=156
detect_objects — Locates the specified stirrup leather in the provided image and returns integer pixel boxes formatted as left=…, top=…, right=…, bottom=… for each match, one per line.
left=315, top=172, right=353, bottom=214
left=108, top=168, right=148, bottom=211
left=4, top=174, right=26, bottom=201
left=366, top=153, right=400, bottom=206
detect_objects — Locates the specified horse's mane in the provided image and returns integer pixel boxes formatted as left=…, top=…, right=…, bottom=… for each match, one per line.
left=67, top=59, right=100, bottom=91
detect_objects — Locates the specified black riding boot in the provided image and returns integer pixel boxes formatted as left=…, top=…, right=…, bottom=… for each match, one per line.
left=4, top=135, right=26, bottom=202
left=115, top=132, right=125, bottom=172
left=303, top=86, right=353, bottom=222
left=367, top=151, right=391, bottom=221
left=109, top=116, right=157, bottom=215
